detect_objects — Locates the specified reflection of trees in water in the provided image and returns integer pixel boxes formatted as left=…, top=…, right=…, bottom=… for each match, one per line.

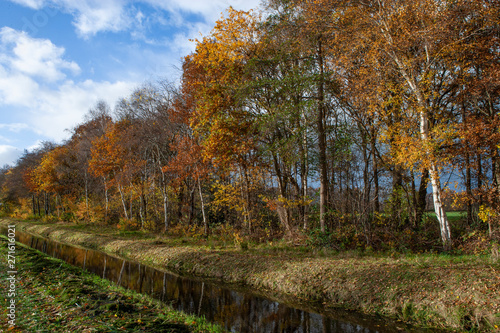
left=18, top=231, right=379, bottom=333
left=102, top=255, right=121, bottom=282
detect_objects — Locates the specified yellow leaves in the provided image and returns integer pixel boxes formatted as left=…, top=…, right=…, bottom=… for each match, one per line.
left=478, top=205, right=497, bottom=224
left=30, top=145, right=69, bottom=194
left=191, top=8, right=257, bottom=68
left=183, top=9, right=261, bottom=171
left=211, top=180, right=246, bottom=214
left=383, top=113, right=457, bottom=172
left=390, top=133, right=426, bottom=170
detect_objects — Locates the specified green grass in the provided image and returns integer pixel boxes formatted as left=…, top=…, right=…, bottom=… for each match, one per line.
left=424, top=211, right=466, bottom=224
left=0, top=236, right=226, bottom=333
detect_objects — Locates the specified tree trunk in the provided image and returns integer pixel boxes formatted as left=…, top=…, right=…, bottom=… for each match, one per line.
left=238, top=166, right=251, bottom=231
left=360, top=129, right=371, bottom=244
left=118, top=185, right=129, bottom=220
left=197, top=176, right=207, bottom=236
left=371, top=128, right=380, bottom=213
left=272, top=153, right=292, bottom=234
left=300, top=106, right=309, bottom=230
left=139, top=194, right=144, bottom=229
left=492, top=147, right=500, bottom=200
left=417, top=99, right=451, bottom=248
left=317, top=38, right=328, bottom=233
left=243, top=166, right=253, bottom=233
left=129, top=187, right=133, bottom=219
left=360, top=127, right=371, bottom=215
left=429, top=163, right=451, bottom=248
left=55, top=194, right=60, bottom=218
left=32, top=194, right=36, bottom=216
left=84, top=170, right=89, bottom=219
left=160, top=164, right=169, bottom=231
left=189, top=185, right=195, bottom=226
left=416, top=169, right=429, bottom=227
left=418, top=101, right=451, bottom=248
left=177, top=185, right=184, bottom=223
left=465, top=146, right=473, bottom=226
left=163, top=187, right=168, bottom=232
left=392, top=52, right=451, bottom=249
left=103, top=177, right=109, bottom=222
left=391, top=165, right=404, bottom=224
left=301, top=146, right=309, bottom=230
left=44, top=192, right=49, bottom=216
left=478, top=152, right=483, bottom=206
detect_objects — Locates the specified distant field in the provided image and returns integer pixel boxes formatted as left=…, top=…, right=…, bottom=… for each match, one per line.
left=425, top=211, right=465, bottom=223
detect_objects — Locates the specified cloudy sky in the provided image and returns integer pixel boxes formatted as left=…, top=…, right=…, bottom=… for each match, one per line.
left=0, top=0, right=261, bottom=166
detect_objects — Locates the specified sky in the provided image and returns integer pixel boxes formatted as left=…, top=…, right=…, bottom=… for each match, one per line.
left=0, top=0, right=262, bottom=167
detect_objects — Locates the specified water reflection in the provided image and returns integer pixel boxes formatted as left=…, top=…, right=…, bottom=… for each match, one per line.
left=10, top=229, right=418, bottom=333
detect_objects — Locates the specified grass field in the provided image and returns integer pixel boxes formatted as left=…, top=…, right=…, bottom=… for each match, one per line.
left=425, top=211, right=465, bottom=223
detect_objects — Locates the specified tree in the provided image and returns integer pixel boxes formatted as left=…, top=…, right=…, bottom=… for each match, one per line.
left=182, top=8, right=262, bottom=232
left=89, top=119, right=147, bottom=223
left=68, top=104, right=113, bottom=221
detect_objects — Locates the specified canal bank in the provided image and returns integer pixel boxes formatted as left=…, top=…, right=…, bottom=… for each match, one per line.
left=2, top=219, right=499, bottom=332
left=4, top=225, right=417, bottom=332
left=0, top=236, right=225, bottom=332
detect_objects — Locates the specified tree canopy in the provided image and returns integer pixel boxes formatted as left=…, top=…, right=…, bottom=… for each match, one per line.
left=1, top=0, right=499, bottom=252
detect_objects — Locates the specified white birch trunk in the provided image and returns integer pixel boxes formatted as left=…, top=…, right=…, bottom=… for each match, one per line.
left=198, top=176, right=207, bottom=235
left=84, top=170, right=89, bottom=218
left=391, top=52, right=452, bottom=249
left=163, top=191, right=168, bottom=231
left=302, top=109, right=309, bottom=230
left=118, top=184, right=129, bottom=220
left=416, top=87, right=451, bottom=248
left=103, top=176, right=109, bottom=214
left=161, top=168, right=168, bottom=231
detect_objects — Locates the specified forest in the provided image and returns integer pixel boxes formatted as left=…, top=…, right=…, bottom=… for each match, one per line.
left=1, top=0, right=499, bottom=253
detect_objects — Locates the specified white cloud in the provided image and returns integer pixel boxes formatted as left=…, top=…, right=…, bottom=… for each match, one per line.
left=33, top=79, right=136, bottom=141
left=0, top=77, right=136, bottom=143
left=0, top=145, right=22, bottom=167
left=0, top=67, right=40, bottom=106
left=0, top=123, right=30, bottom=133
left=7, top=0, right=45, bottom=10
left=7, top=0, right=130, bottom=38
left=145, top=0, right=262, bottom=20
left=27, top=140, right=43, bottom=151
left=63, top=0, right=130, bottom=38
left=0, top=27, right=80, bottom=82
left=0, top=28, right=137, bottom=143
left=0, top=0, right=264, bottom=148
left=8, top=0, right=263, bottom=38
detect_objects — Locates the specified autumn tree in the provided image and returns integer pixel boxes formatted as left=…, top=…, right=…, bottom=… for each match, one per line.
left=1, top=143, right=56, bottom=216
left=452, top=0, right=500, bottom=226
left=115, top=83, right=180, bottom=231
left=183, top=8, right=265, bottom=232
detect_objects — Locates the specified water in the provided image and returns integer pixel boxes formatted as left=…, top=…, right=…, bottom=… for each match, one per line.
left=8, top=227, right=423, bottom=332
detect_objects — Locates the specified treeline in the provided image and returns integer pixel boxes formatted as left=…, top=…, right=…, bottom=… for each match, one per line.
left=1, top=0, right=499, bottom=251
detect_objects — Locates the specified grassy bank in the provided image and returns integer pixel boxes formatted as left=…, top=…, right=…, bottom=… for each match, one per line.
left=0, top=234, right=225, bottom=332
left=2, top=218, right=500, bottom=332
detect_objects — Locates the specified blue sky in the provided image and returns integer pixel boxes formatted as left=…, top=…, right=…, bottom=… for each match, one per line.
left=0, top=0, right=261, bottom=166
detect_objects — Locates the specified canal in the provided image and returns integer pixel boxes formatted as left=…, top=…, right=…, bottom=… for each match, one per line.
left=7, top=227, right=427, bottom=333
